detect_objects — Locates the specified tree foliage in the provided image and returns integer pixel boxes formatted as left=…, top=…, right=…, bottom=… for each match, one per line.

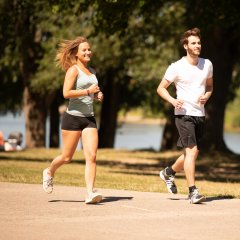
left=1, top=0, right=240, bottom=152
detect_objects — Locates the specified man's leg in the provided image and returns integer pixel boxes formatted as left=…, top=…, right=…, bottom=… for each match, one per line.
left=172, top=153, right=185, bottom=172
left=184, top=146, right=198, bottom=187
left=160, top=153, right=184, bottom=194
left=184, top=146, right=205, bottom=203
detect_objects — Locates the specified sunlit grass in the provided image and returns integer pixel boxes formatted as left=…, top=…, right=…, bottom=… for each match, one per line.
left=0, top=148, right=239, bottom=198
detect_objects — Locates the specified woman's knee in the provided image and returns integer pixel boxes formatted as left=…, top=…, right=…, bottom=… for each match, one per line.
left=61, top=155, right=72, bottom=164
left=85, top=152, right=97, bottom=163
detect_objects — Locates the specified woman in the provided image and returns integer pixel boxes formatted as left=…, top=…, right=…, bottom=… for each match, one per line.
left=43, top=36, right=103, bottom=204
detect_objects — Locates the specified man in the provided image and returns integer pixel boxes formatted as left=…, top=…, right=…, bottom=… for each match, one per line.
left=157, top=28, right=213, bottom=204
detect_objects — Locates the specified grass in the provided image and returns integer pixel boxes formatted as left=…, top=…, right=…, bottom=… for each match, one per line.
left=0, top=148, right=240, bottom=198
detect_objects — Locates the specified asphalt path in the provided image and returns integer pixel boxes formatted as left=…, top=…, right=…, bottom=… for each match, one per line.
left=0, top=182, right=239, bottom=240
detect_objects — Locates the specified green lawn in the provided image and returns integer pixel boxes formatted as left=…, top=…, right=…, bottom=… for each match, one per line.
left=0, top=148, right=239, bottom=198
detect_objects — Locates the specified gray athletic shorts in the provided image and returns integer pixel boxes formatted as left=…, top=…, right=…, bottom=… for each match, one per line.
left=61, top=112, right=97, bottom=131
left=175, top=115, right=205, bottom=150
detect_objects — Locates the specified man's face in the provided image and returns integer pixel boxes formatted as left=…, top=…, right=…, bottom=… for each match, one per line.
left=184, top=36, right=201, bottom=57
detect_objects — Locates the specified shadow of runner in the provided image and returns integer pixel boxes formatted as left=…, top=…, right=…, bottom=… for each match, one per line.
left=168, top=195, right=234, bottom=203
left=167, top=196, right=188, bottom=201
left=48, top=196, right=133, bottom=204
left=101, top=196, right=133, bottom=203
left=48, top=200, right=84, bottom=203
left=204, top=195, right=234, bottom=202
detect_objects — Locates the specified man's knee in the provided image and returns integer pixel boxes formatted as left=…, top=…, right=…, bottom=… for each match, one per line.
left=186, top=145, right=199, bottom=156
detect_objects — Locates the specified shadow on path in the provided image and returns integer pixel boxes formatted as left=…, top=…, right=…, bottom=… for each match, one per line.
left=205, top=195, right=234, bottom=202
left=48, top=200, right=84, bottom=203
left=101, top=196, right=133, bottom=203
left=48, top=196, right=133, bottom=204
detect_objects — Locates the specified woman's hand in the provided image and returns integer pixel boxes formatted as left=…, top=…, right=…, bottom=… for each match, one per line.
left=94, top=91, right=104, bottom=102
left=88, top=84, right=100, bottom=94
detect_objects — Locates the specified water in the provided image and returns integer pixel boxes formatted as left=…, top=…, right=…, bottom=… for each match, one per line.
left=0, top=112, right=239, bottom=154
left=115, top=123, right=163, bottom=151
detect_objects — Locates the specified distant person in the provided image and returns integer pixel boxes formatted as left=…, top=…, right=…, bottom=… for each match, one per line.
left=0, top=131, right=23, bottom=151
left=42, top=36, right=103, bottom=204
left=8, top=131, right=23, bottom=151
left=0, top=131, right=5, bottom=151
left=157, top=28, right=213, bottom=204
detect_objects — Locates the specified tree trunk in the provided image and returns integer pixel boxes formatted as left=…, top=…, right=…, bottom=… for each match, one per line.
left=49, top=103, right=60, bottom=148
left=23, top=87, right=47, bottom=148
left=98, top=71, right=122, bottom=148
left=49, top=93, right=63, bottom=148
left=201, top=27, right=236, bottom=152
left=160, top=106, right=178, bottom=150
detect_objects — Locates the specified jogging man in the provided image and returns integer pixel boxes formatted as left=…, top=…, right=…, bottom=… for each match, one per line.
left=157, top=28, right=213, bottom=204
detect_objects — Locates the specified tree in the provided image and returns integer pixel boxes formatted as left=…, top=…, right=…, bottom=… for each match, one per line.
left=2, top=0, right=239, bottom=152
left=89, top=1, right=185, bottom=148
left=0, top=0, right=50, bottom=147
left=81, top=0, right=240, bottom=153
left=184, top=0, right=240, bottom=152
left=0, top=1, right=92, bottom=148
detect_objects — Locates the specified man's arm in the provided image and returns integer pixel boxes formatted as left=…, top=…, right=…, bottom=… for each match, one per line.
left=157, top=78, right=184, bottom=109
left=199, top=77, right=213, bottom=104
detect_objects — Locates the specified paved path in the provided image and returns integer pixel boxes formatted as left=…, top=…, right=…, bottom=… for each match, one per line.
left=0, top=182, right=239, bottom=240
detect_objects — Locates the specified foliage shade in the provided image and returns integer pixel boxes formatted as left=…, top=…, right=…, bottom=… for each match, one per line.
left=1, top=0, right=240, bottom=150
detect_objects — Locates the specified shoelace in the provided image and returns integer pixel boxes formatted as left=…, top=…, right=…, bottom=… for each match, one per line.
left=44, top=177, right=53, bottom=187
left=192, top=189, right=200, bottom=196
left=165, top=176, right=175, bottom=186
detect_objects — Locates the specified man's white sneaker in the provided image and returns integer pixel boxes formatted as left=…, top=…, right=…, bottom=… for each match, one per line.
left=160, top=169, right=178, bottom=194
left=85, top=192, right=102, bottom=204
left=43, top=168, right=53, bottom=194
left=189, top=188, right=206, bottom=204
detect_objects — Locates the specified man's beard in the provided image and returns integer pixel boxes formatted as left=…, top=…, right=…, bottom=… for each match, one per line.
left=188, top=48, right=201, bottom=57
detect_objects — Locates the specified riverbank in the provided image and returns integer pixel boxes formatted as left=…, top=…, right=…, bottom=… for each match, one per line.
left=118, top=113, right=166, bottom=125
left=1, top=111, right=240, bottom=153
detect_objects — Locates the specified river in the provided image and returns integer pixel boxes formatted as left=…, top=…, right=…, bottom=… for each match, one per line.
left=0, top=112, right=239, bottom=154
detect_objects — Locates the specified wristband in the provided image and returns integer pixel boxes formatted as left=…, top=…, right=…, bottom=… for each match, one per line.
left=86, top=89, right=90, bottom=96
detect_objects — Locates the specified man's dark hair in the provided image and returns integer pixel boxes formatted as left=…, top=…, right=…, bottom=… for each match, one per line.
left=180, top=28, right=201, bottom=46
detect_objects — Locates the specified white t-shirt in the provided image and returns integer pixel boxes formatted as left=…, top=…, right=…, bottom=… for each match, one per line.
left=164, top=57, right=213, bottom=116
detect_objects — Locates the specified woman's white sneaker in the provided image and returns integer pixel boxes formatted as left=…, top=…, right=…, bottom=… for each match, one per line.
left=85, top=192, right=102, bottom=204
left=43, top=168, right=53, bottom=194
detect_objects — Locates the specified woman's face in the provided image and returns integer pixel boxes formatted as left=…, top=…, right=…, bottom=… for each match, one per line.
left=76, top=42, right=92, bottom=63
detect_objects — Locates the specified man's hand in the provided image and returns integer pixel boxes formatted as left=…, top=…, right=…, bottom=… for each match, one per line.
left=172, top=99, right=184, bottom=109
left=199, top=95, right=209, bottom=105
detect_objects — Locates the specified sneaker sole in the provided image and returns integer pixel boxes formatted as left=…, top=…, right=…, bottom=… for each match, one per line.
left=159, top=171, right=177, bottom=194
left=190, top=196, right=206, bottom=204
left=85, top=194, right=102, bottom=204
left=42, top=185, right=53, bottom=194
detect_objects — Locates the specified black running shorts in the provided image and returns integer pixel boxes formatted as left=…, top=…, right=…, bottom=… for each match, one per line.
left=61, top=112, right=97, bottom=131
left=175, top=115, right=205, bottom=150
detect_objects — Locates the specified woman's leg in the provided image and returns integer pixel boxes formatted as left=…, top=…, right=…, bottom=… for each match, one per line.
left=48, top=130, right=81, bottom=176
left=81, top=127, right=98, bottom=195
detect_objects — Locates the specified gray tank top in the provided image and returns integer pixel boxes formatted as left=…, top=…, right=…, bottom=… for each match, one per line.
left=66, top=65, right=98, bottom=117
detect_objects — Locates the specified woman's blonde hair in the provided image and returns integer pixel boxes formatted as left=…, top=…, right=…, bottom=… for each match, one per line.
left=55, top=36, right=87, bottom=71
